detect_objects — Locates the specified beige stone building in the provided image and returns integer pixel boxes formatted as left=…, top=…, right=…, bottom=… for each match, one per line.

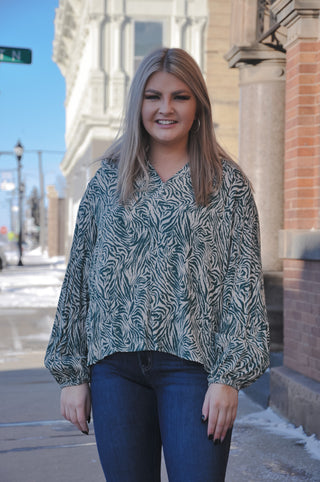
left=52, top=0, right=210, bottom=250
left=206, top=0, right=239, bottom=159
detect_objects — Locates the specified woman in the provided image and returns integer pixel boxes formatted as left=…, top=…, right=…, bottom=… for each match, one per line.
left=45, top=47, right=269, bottom=481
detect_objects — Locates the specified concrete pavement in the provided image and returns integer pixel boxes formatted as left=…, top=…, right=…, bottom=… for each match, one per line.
left=1, top=258, right=320, bottom=481
left=1, top=360, right=320, bottom=481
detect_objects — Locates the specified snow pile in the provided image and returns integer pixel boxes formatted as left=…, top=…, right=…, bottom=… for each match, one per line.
left=0, top=248, right=66, bottom=308
left=238, top=406, right=320, bottom=461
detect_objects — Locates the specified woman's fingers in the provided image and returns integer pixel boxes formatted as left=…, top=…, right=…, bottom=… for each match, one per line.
left=202, top=383, right=238, bottom=442
left=60, top=383, right=91, bottom=434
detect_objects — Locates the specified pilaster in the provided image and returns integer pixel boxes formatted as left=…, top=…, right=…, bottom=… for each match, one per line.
left=237, top=57, right=286, bottom=274
left=187, top=16, right=207, bottom=69
left=109, top=14, right=128, bottom=114
left=172, top=16, right=188, bottom=48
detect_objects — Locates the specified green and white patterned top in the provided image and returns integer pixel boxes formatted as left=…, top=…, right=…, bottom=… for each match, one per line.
left=45, top=159, right=270, bottom=390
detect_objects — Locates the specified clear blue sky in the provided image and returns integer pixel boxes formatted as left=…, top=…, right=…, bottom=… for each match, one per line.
left=0, top=0, right=65, bottom=230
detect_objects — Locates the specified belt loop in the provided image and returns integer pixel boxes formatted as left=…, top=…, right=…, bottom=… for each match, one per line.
left=138, top=351, right=152, bottom=373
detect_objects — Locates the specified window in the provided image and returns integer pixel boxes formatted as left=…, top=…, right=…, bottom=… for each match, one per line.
left=134, top=21, right=163, bottom=72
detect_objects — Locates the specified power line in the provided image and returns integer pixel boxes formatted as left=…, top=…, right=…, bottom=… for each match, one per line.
left=25, top=149, right=65, bottom=155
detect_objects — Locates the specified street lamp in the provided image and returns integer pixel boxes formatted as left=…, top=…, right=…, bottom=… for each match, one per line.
left=14, top=140, right=24, bottom=266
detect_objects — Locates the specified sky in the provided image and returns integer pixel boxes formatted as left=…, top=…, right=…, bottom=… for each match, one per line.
left=0, top=0, right=65, bottom=231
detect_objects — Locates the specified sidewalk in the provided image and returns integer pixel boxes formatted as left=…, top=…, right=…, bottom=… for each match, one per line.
left=1, top=251, right=320, bottom=481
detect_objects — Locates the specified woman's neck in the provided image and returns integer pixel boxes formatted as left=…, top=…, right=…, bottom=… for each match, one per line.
left=148, top=145, right=189, bottom=182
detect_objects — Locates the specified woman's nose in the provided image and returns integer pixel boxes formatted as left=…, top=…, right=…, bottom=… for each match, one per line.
left=159, top=97, right=173, bottom=114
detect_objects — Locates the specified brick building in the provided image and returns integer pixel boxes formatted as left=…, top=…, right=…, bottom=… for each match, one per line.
left=225, top=0, right=320, bottom=438
left=269, top=0, right=320, bottom=437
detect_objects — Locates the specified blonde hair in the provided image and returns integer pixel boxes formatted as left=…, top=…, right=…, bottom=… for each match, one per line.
left=104, top=47, right=230, bottom=205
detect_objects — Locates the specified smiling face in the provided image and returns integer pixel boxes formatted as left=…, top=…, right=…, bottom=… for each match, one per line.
left=141, top=71, right=197, bottom=153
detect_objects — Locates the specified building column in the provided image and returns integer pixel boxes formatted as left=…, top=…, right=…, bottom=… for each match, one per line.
left=172, top=16, right=188, bottom=48
left=109, top=14, right=127, bottom=115
left=237, top=58, right=286, bottom=273
left=226, top=42, right=286, bottom=349
left=88, top=13, right=107, bottom=116
left=269, top=0, right=320, bottom=438
left=188, top=17, right=207, bottom=69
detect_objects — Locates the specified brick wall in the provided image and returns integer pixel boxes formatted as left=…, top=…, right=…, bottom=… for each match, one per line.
left=285, top=40, right=320, bottom=231
left=283, top=38, right=320, bottom=383
left=284, top=259, right=320, bottom=381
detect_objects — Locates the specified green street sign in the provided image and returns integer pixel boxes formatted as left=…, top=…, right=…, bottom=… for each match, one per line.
left=0, top=46, right=32, bottom=64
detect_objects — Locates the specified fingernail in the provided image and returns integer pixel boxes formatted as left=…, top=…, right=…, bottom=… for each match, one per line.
left=201, top=414, right=206, bottom=423
left=208, top=434, right=214, bottom=440
left=81, top=430, right=89, bottom=435
left=214, top=439, right=221, bottom=445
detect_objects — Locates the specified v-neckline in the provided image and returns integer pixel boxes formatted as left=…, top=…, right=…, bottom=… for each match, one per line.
left=148, top=161, right=189, bottom=184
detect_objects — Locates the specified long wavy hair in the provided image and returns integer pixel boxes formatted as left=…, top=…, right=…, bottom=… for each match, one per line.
left=104, top=47, right=231, bottom=205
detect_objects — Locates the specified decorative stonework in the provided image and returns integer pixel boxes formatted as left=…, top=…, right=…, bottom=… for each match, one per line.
left=271, top=0, right=320, bottom=47
left=225, top=42, right=286, bottom=68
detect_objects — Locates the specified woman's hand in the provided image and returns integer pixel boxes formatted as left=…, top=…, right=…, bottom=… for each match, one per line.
left=60, top=383, right=91, bottom=434
left=202, top=383, right=238, bottom=442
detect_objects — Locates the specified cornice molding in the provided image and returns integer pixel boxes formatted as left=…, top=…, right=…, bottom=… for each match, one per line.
left=272, top=0, right=320, bottom=25
left=225, top=43, right=286, bottom=69
left=53, top=1, right=90, bottom=95
left=271, top=0, right=320, bottom=46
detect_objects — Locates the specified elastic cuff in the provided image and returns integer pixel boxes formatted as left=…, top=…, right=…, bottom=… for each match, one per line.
left=207, top=375, right=240, bottom=391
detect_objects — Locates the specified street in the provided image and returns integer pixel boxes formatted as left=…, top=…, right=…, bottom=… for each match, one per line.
left=1, top=252, right=320, bottom=481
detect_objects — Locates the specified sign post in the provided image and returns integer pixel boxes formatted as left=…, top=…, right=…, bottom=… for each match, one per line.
left=0, top=46, right=32, bottom=64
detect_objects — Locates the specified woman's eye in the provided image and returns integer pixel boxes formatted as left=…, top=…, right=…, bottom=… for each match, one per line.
left=144, top=95, right=159, bottom=100
left=175, top=95, right=191, bottom=101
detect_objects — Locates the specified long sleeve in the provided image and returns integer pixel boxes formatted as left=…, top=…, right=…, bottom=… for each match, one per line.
left=44, top=181, right=97, bottom=387
left=208, top=175, right=270, bottom=391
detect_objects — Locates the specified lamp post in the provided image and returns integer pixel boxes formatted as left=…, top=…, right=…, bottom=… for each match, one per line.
left=14, top=140, right=24, bottom=266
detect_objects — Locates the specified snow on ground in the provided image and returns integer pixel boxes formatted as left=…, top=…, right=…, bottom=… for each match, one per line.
left=238, top=395, right=320, bottom=461
left=0, top=247, right=66, bottom=308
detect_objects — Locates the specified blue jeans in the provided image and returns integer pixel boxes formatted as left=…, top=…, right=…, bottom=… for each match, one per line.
left=90, top=351, right=232, bottom=482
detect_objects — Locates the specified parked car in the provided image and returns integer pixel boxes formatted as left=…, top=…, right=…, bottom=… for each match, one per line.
left=0, top=244, right=7, bottom=270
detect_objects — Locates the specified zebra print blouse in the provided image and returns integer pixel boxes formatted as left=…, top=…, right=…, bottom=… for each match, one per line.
left=45, top=159, right=269, bottom=389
